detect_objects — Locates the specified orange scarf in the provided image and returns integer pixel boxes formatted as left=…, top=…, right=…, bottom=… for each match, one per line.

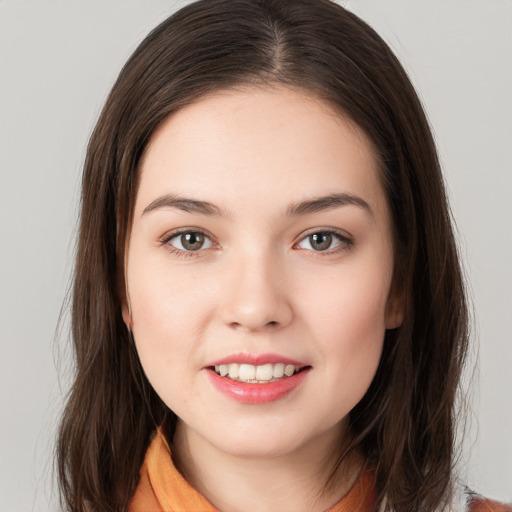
left=129, top=429, right=512, bottom=512
left=129, top=428, right=377, bottom=512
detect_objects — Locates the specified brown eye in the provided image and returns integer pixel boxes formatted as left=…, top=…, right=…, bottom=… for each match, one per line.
left=181, top=232, right=205, bottom=251
left=168, top=231, right=213, bottom=252
left=296, top=230, right=351, bottom=253
left=309, top=233, right=332, bottom=251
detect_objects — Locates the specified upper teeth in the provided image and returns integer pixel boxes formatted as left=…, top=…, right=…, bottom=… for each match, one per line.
left=214, top=363, right=299, bottom=382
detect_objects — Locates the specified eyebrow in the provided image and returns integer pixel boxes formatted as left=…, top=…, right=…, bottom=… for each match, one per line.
left=142, top=192, right=372, bottom=218
left=142, top=194, right=229, bottom=217
left=286, top=192, right=372, bottom=217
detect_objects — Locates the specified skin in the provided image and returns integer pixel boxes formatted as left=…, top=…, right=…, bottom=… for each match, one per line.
left=123, top=86, right=403, bottom=512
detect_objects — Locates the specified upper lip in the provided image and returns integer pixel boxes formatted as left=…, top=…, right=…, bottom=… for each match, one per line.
left=206, top=353, right=308, bottom=368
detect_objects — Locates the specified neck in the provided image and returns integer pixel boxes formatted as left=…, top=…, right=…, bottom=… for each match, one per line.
left=172, top=420, right=364, bottom=512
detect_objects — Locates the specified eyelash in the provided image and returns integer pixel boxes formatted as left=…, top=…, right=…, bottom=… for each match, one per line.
left=159, top=228, right=353, bottom=258
left=294, top=229, right=354, bottom=255
left=159, top=228, right=216, bottom=259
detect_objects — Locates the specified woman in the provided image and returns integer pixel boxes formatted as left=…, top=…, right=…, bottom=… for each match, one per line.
left=56, top=0, right=511, bottom=511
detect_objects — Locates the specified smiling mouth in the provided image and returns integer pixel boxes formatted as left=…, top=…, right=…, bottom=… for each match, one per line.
left=210, top=363, right=309, bottom=384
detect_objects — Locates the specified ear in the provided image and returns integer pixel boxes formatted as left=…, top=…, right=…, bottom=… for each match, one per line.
left=120, top=276, right=133, bottom=331
left=385, top=281, right=405, bottom=330
left=119, top=243, right=133, bottom=330
left=122, top=301, right=134, bottom=331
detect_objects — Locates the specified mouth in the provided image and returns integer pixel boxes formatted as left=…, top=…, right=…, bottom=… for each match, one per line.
left=209, top=362, right=309, bottom=384
left=205, top=354, right=311, bottom=403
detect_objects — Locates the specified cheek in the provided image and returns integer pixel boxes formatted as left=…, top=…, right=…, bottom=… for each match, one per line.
left=130, top=251, right=212, bottom=331
left=299, top=261, right=391, bottom=391
left=127, top=256, right=213, bottom=391
left=305, top=264, right=390, bottom=341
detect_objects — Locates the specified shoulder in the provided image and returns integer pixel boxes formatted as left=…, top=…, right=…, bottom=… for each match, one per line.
left=466, top=493, right=512, bottom=512
left=449, top=481, right=512, bottom=512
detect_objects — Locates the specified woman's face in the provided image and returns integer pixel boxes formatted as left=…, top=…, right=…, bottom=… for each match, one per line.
left=124, top=86, right=402, bottom=458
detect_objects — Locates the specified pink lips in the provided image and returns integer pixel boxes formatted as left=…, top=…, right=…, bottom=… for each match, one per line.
left=207, top=353, right=307, bottom=368
left=204, top=353, right=310, bottom=405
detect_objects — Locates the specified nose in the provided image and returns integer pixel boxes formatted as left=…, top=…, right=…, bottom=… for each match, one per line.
left=218, top=250, right=293, bottom=332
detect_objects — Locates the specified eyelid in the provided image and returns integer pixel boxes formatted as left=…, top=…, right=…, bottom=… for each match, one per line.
left=294, top=227, right=354, bottom=252
left=159, top=227, right=219, bottom=256
left=158, top=226, right=352, bottom=257
left=160, top=227, right=211, bottom=243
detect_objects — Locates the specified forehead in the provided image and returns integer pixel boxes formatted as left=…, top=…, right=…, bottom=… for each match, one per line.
left=137, top=86, right=386, bottom=219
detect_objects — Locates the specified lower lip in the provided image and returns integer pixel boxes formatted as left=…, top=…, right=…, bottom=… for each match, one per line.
left=206, top=368, right=310, bottom=404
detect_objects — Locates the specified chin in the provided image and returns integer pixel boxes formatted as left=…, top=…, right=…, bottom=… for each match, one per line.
left=205, top=415, right=334, bottom=460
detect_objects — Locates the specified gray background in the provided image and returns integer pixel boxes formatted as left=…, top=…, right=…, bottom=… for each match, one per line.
left=0, top=1, right=510, bottom=510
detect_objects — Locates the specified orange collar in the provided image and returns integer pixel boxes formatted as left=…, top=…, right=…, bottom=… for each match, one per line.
left=130, top=428, right=377, bottom=512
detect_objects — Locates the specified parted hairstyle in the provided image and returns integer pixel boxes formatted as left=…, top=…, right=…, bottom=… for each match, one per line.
left=56, top=1, right=469, bottom=511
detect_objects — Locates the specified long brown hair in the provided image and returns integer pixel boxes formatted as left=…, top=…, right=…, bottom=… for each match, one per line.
left=57, top=1, right=469, bottom=510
